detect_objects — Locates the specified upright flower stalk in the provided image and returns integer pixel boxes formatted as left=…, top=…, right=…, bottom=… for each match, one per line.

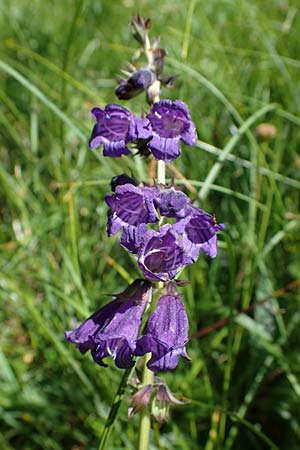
left=137, top=24, right=160, bottom=450
left=65, top=15, right=224, bottom=450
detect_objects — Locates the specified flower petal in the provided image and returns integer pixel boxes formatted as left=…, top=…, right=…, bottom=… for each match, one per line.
left=148, top=135, right=181, bottom=162
left=135, top=287, right=189, bottom=372
left=105, top=184, right=159, bottom=237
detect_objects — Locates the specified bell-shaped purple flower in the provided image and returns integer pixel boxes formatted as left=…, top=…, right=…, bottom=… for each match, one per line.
left=65, top=279, right=152, bottom=369
left=105, top=184, right=159, bottom=237
left=89, top=104, right=146, bottom=157
left=155, top=187, right=190, bottom=219
left=175, top=206, right=224, bottom=259
left=140, top=99, right=197, bottom=162
left=138, top=224, right=193, bottom=281
left=135, top=285, right=190, bottom=372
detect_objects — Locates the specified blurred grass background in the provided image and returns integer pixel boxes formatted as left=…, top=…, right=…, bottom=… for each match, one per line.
left=1, top=0, right=300, bottom=449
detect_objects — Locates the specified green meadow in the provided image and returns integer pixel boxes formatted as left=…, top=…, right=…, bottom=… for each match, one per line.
left=1, top=0, right=300, bottom=449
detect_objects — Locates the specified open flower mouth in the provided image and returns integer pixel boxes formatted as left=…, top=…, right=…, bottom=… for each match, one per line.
left=149, top=109, right=188, bottom=138
left=99, top=115, right=130, bottom=141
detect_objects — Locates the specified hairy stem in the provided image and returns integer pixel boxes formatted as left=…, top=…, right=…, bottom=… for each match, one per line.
left=157, top=160, right=166, bottom=185
left=137, top=99, right=165, bottom=448
left=137, top=355, right=155, bottom=450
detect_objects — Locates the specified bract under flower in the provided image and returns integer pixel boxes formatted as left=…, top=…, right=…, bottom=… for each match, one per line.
left=143, top=99, right=197, bottom=162
left=89, top=104, right=145, bottom=157
left=65, top=280, right=152, bottom=369
left=137, top=224, right=193, bottom=281
left=135, top=285, right=190, bottom=371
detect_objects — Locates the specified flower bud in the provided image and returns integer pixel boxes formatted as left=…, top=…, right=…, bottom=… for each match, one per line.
left=115, top=68, right=155, bottom=100
left=110, top=173, right=138, bottom=192
left=128, top=384, right=153, bottom=418
left=151, top=381, right=185, bottom=424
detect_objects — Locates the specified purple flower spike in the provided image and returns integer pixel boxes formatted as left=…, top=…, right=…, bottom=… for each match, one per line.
left=138, top=225, right=193, bottom=281
left=65, top=280, right=152, bottom=369
left=89, top=104, right=140, bottom=157
left=135, top=285, right=190, bottom=372
left=145, top=99, right=197, bottom=162
left=105, top=184, right=159, bottom=236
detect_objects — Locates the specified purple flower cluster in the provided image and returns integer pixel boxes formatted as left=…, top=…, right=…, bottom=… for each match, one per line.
left=66, top=89, right=224, bottom=374
left=105, top=177, right=224, bottom=281
left=66, top=173, right=224, bottom=372
left=89, top=99, right=197, bottom=162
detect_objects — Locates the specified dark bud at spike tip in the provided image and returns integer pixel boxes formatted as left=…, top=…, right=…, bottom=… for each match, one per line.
left=115, top=68, right=155, bottom=100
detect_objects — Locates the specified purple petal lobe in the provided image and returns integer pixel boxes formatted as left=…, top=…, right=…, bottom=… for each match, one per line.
left=120, top=224, right=147, bottom=253
left=148, top=135, right=180, bottom=162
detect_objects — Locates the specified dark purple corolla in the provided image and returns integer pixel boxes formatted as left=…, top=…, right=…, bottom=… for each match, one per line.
left=105, top=184, right=159, bottom=237
left=174, top=206, right=225, bottom=259
left=140, top=99, right=197, bottom=162
left=137, top=224, right=193, bottom=281
left=65, top=280, right=152, bottom=369
left=89, top=104, right=148, bottom=157
left=135, top=285, right=190, bottom=372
